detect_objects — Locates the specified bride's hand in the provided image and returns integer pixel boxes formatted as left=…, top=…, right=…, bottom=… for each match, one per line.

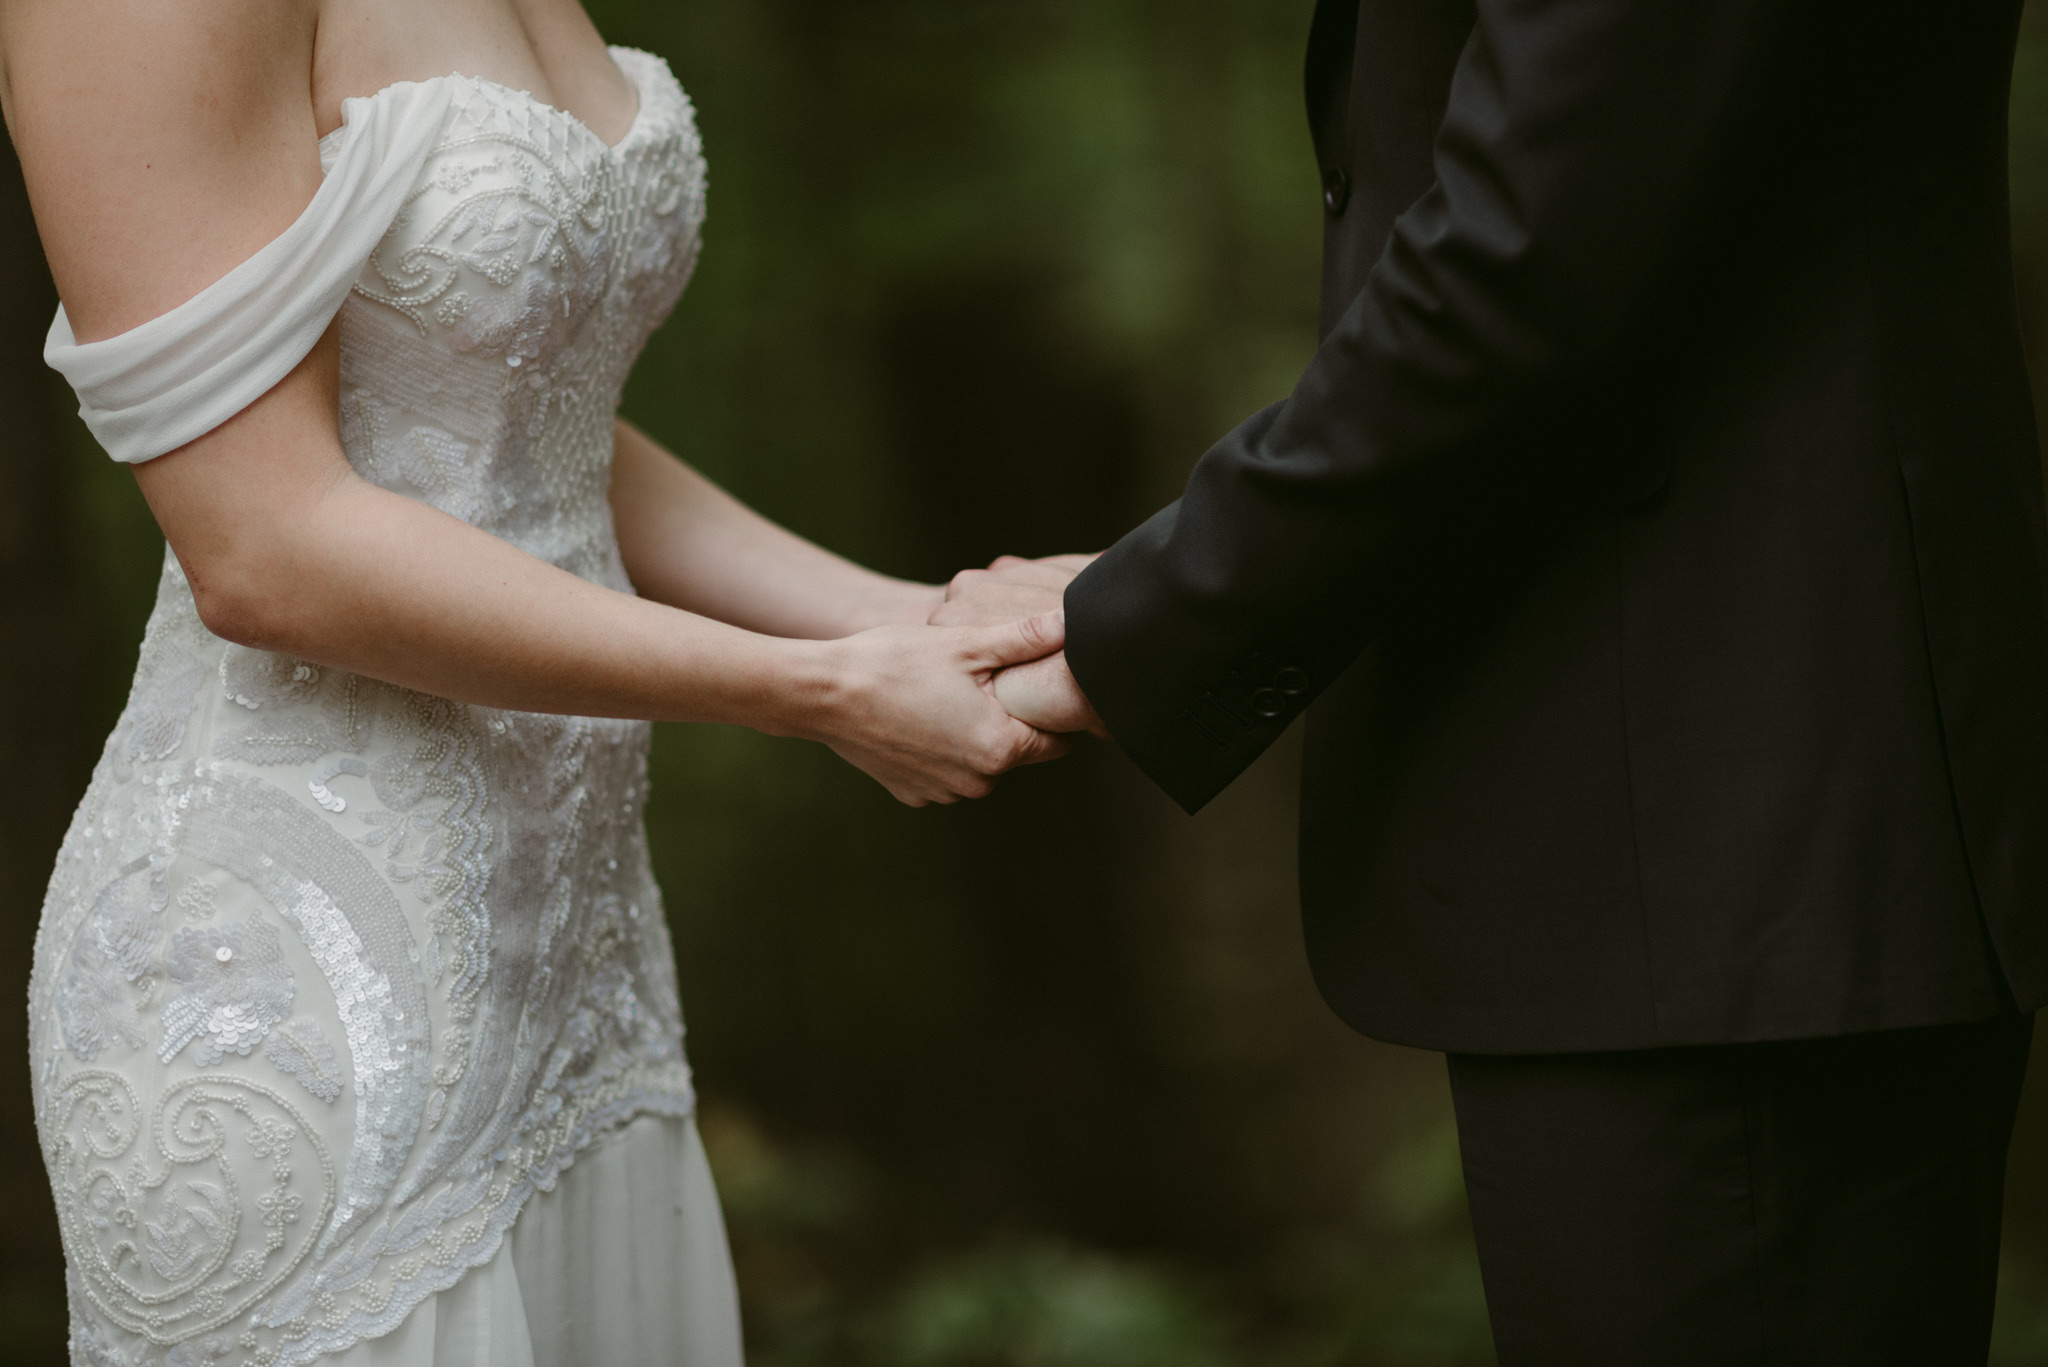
left=802, top=612, right=1072, bottom=806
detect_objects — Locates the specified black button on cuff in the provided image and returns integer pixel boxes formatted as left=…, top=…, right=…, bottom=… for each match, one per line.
left=1275, top=667, right=1309, bottom=695
left=1251, top=688, right=1287, bottom=719
left=1322, top=166, right=1351, bottom=216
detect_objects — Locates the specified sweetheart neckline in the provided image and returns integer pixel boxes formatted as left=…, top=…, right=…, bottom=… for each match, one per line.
left=317, top=45, right=655, bottom=158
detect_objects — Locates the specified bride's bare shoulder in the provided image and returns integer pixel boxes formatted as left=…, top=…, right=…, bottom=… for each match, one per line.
left=0, top=0, right=322, bottom=339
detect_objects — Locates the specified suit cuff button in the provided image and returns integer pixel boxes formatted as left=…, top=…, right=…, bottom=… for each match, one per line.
left=1251, top=688, right=1287, bottom=719
left=1322, top=167, right=1351, bottom=215
left=1274, top=667, right=1309, bottom=695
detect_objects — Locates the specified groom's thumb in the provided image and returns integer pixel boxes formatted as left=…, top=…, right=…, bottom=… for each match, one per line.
left=972, top=610, right=1067, bottom=669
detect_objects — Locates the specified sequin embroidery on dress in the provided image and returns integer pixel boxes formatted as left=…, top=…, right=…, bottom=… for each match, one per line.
left=30, top=49, right=707, bottom=1367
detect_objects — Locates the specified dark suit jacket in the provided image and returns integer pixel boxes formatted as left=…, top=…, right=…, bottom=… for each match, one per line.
left=1064, top=0, right=2048, bottom=1054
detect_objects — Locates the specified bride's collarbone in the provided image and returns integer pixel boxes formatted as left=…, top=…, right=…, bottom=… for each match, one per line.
left=308, top=0, right=636, bottom=144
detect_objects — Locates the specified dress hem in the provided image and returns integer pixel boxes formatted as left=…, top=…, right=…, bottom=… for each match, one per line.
left=262, top=1072, right=695, bottom=1367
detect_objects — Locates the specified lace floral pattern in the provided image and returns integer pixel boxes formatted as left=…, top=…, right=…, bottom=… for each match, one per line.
left=159, top=921, right=295, bottom=1068
left=48, top=1072, right=336, bottom=1350
left=34, top=48, right=707, bottom=1367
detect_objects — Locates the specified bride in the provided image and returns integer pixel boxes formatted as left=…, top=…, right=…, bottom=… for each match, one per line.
left=4, top=0, right=1091, bottom=1362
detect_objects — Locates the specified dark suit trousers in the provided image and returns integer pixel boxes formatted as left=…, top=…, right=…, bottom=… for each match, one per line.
left=1447, top=1016, right=2035, bottom=1365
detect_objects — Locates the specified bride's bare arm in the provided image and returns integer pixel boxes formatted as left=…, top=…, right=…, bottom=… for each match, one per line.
left=0, top=0, right=325, bottom=340
left=0, top=0, right=1065, bottom=805
left=610, top=419, right=942, bottom=639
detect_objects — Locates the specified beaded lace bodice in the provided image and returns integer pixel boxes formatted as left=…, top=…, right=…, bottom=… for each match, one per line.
left=31, top=49, right=707, bottom=1367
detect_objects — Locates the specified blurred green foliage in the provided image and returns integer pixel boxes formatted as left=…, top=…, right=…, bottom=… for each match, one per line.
left=885, top=1244, right=1227, bottom=1367
left=3, top=3, right=2048, bottom=1366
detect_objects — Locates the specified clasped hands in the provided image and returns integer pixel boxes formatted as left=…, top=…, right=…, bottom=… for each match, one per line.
left=812, top=553, right=1104, bottom=808
left=930, top=553, right=1104, bottom=738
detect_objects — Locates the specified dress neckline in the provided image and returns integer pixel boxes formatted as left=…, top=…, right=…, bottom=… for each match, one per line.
left=318, top=45, right=654, bottom=157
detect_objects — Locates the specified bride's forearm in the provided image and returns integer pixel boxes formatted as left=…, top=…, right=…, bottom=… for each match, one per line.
left=178, top=464, right=842, bottom=735
left=610, top=419, right=941, bottom=638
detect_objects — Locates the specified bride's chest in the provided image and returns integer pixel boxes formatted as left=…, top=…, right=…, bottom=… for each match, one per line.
left=324, top=57, right=703, bottom=552
left=327, top=60, right=705, bottom=394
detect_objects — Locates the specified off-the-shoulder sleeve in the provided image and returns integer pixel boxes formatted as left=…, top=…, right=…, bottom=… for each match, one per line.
left=44, top=78, right=455, bottom=464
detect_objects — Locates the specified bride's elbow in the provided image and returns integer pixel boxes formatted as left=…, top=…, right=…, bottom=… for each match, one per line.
left=183, top=545, right=300, bottom=652
left=188, top=571, right=272, bottom=649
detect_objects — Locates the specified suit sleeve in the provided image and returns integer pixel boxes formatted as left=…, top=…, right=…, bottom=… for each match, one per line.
left=1063, top=0, right=1795, bottom=813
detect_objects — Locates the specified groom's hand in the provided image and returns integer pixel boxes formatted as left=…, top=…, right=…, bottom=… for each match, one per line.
left=928, top=553, right=1108, bottom=738
left=993, top=645, right=1107, bottom=738
left=928, top=553, right=1097, bottom=628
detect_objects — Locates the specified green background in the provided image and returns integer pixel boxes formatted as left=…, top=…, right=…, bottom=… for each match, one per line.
left=4, top=3, right=2048, bottom=1363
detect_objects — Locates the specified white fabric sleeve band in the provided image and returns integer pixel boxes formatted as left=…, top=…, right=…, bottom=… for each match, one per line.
left=43, top=78, right=455, bottom=465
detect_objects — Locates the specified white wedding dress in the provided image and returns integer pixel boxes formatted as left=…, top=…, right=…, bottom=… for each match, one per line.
left=32, top=48, right=744, bottom=1367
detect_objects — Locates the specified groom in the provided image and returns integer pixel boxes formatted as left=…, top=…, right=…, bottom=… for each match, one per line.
left=951, top=0, right=2048, bottom=1359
